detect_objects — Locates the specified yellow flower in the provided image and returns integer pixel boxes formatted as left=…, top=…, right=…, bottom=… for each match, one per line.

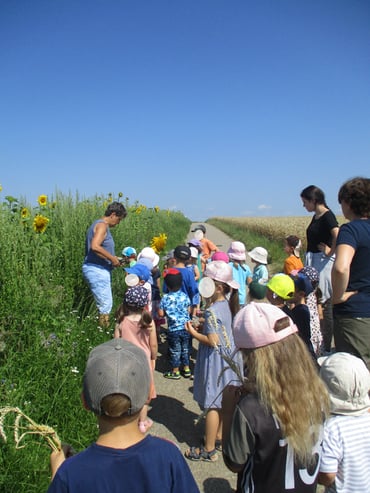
left=33, top=214, right=49, bottom=233
left=151, top=233, right=167, bottom=254
left=21, top=207, right=30, bottom=218
left=154, top=206, right=160, bottom=213
left=37, top=195, right=48, bottom=207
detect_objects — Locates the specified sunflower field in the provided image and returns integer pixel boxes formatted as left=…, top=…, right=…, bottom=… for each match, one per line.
left=0, top=189, right=190, bottom=492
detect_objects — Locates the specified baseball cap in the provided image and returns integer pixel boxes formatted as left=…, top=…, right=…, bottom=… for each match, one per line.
left=267, top=273, right=295, bottom=300
left=174, top=245, right=191, bottom=261
left=191, top=224, right=206, bottom=234
left=248, top=281, right=267, bottom=300
left=125, top=263, right=150, bottom=282
left=318, top=352, right=370, bottom=416
left=122, top=246, right=137, bottom=257
left=137, top=247, right=159, bottom=268
left=212, top=251, right=229, bottom=263
left=124, top=285, right=149, bottom=308
left=227, top=241, right=246, bottom=261
left=233, top=302, right=298, bottom=349
left=83, top=339, right=151, bottom=416
left=204, top=260, right=239, bottom=289
left=291, top=272, right=314, bottom=296
left=248, top=247, right=268, bottom=265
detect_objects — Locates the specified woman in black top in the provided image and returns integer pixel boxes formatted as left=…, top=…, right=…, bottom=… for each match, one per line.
left=300, top=185, right=339, bottom=354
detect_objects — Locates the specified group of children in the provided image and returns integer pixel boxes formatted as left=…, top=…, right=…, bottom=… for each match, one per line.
left=47, top=228, right=370, bottom=493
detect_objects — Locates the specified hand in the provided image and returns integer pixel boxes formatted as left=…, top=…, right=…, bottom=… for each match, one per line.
left=333, top=290, right=357, bottom=305
left=318, top=242, right=329, bottom=256
left=111, top=256, right=121, bottom=268
left=50, top=443, right=75, bottom=479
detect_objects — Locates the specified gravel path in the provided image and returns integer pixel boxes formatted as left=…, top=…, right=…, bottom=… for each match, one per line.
left=148, top=223, right=238, bottom=493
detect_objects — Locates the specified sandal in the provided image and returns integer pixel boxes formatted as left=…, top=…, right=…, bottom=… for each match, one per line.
left=201, top=437, right=222, bottom=452
left=184, top=446, right=218, bottom=462
left=163, top=371, right=181, bottom=380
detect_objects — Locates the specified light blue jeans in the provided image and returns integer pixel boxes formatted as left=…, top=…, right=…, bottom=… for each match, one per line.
left=82, top=264, right=113, bottom=314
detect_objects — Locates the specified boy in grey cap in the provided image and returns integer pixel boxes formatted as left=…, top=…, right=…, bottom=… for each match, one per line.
left=318, top=352, right=370, bottom=492
left=47, top=339, right=199, bottom=493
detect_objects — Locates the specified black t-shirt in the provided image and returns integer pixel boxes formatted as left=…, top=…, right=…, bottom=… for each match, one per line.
left=306, top=210, right=338, bottom=253
left=223, top=393, right=322, bottom=493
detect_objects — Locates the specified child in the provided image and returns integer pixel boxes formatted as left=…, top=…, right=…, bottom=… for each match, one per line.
left=300, top=266, right=324, bottom=357
left=163, top=245, right=199, bottom=317
left=114, top=285, right=158, bottom=433
left=222, top=302, right=330, bottom=492
left=158, top=268, right=192, bottom=379
left=47, top=339, right=200, bottom=493
left=290, top=271, right=317, bottom=361
left=248, top=246, right=269, bottom=284
left=125, top=262, right=152, bottom=312
left=283, top=235, right=304, bottom=275
left=191, top=224, right=218, bottom=272
left=266, top=273, right=295, bottom=316
left=121, top=246, right=137, bottom=267
left=227, top=241, right=252, bottom=307
left=318, top=352, right=370, bottom=492
left=184, top=261, right=242, bottom=463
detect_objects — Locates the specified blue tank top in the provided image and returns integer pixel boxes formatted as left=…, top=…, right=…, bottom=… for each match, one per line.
left=83, top=219, right=114, bottom=270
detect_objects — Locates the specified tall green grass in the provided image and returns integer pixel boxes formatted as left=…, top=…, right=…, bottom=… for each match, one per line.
left=0, top=191, right=190, bottom=492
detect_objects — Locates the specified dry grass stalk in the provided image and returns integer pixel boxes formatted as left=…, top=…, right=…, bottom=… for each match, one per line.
left=0, top=406, right=61, bottom=452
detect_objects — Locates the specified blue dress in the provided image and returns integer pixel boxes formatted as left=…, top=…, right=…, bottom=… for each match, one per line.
left=193, top=300, right=242, bottom=410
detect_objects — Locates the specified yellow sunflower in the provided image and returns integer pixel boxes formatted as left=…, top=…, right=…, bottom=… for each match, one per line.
left=33, top=214, right=50, bottom=233
left=37, top=195, right=48, bottom=207
left=21, top=207, right=30, bottom=219
left=151, top=233, right=167, bottom=254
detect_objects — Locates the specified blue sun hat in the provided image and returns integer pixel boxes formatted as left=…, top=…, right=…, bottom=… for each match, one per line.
left=125, top=263, right=150, bottom=282
left=124, top=285, right=149, bottom=308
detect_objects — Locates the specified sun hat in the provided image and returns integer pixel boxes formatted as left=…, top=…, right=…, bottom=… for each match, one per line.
left=137, top=247, right=159, bottom=268
left=191, top=224, right=206, bottom=234
left=174, top=245, right=191, bottom=261
left=124, top=285, right=149, bottom=308
left=267, top=273, right=295, bottom=300
left=204, top=260, right=240, bottom=290
left=318, top=352, right=370, bottom=416
left=300, top=266, right=319, bottom=290
left=212, top=251, right=229, bottom=263
left=233, top=302, right=298, bottom=349
left=248, top=281, right=267, bottom=300
left=227, top=241, right=246, bottom=261
left=248, top=247, right=268, bottom=265
left=125, top=263, right=150, bottom=282
left=190, top=246, right=198, bottom=259
left=291, top=272, right=314, bottom=296
left=137, top=257, right=154, bottom=272
left=122, top=246, right=137, bottom=257
left=188, top=238, right=202, bottom=249
left=83, top=339, right=151, bottom=416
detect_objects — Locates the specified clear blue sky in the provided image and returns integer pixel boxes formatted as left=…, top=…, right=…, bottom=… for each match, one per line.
left=1, top=0, right=369, bottom=220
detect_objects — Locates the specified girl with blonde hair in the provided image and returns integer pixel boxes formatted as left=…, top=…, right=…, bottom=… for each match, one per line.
left=222, top=302, right=329, bottom=492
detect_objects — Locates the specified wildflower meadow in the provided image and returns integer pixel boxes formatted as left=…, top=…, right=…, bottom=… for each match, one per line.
left=0, top=188, right=190, bottom=492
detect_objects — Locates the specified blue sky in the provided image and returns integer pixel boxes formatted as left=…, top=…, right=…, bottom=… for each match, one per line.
left=1, top=0, right=369, bottom=220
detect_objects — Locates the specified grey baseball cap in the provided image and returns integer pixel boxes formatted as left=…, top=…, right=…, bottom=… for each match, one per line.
left=83, top=339, right=151, bottom=416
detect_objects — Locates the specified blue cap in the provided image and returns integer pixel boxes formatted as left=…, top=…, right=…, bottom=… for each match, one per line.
left=125, top=263, right=150, bottom=282
left=122, top=246, right=137, bottom=257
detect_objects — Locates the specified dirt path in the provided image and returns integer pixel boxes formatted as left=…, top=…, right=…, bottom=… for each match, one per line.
left=148, top=223, right=238, bottom=493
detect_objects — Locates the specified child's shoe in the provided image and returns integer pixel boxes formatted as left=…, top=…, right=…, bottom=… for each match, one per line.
left=163, top=370, right=181, bottom=380
left=182, top=368, right=192, bottom=378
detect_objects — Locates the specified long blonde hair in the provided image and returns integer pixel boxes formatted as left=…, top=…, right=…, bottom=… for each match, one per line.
left=241, top=334, right=329, bottom=467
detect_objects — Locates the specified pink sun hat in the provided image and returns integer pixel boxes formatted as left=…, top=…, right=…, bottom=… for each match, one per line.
left=212, top=251, right=229, bottom=263
left=204, top=261, right=239, bottom=290
left=227, top=241, right=246, bottom=261
left=233, top=302, right=298, bottom=349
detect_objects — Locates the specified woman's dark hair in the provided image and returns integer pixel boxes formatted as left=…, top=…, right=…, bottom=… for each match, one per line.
left=105, top=201, right=127, bottom=218
left=300, top=185, right=328, bottom=208
left=338, top=177, right=370, bottom=217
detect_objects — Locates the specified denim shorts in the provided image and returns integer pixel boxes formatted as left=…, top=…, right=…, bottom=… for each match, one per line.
left=82, top=263, right=112, bottom=314
left=167, top=329, right=191, bottom=368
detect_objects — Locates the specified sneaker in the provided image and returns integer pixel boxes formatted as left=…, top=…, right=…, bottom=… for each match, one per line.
left=182, top=369, right=192, bottom=378
left=163, top=371, right=181, bottom=380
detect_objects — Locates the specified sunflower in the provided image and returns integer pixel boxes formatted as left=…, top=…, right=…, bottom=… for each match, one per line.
left=154, top=206, right=160, bottom=213
left=21, top=207, right=30, bottom=219
left=151, top=233, right=167, bottom=254
left=33, top=214, right=50, bottom=233
left=37, top=195, right=48, bottom=207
